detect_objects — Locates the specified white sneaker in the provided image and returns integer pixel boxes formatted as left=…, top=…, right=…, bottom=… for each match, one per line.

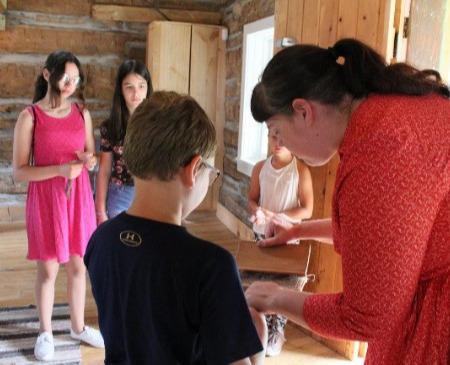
left=70, top=326, right=104, bottom=348
left=34, top=332, right=54, bottom=361
left=266, top=329, right=286, bottom=357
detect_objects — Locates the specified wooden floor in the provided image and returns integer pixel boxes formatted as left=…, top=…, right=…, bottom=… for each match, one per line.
left=0, top=211, right=363, bottom=364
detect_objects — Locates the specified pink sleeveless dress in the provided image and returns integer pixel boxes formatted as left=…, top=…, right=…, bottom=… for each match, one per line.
left=26, top=103, right=96, bottom=263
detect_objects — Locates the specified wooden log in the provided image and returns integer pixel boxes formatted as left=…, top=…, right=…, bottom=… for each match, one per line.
left=92, top=5, right=221, bottom=25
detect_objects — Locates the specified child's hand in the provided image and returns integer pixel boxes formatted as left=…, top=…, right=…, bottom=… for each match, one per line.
left=256, top=213, right=301, bottom=247
left=250, top=208, right=266, bottom=226
left=76, top=151, right=97, bottom=171
left=60, top=160, right=84, bottom=179
left=96, top=212, right=108, bottom=226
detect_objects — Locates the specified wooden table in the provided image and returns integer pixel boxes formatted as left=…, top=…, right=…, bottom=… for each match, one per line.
left=235, top=240, right=312, bottom=276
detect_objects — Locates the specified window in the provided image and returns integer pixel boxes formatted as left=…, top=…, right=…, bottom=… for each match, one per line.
left=237, top=16, right=274, bottom=176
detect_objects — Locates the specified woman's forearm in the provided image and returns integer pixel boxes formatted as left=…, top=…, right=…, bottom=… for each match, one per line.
left=294, top=218, right=333, bottom=244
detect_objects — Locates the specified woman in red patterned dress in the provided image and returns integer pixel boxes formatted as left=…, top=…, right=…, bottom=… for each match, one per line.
left=245, top=38, right=450, bottom=364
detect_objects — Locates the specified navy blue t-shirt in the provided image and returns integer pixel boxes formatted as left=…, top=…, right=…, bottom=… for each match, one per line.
left=85, top=212, right=263, bottom=364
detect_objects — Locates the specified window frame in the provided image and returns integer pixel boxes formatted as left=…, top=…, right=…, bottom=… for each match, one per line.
left=236, top=16, right=274, bottom=177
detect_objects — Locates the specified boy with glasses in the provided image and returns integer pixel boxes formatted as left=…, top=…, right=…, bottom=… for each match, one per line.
left=85, top=91, right=266, bottom=364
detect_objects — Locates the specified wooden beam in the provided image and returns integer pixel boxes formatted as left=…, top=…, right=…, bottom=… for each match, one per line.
left=158, top=8, right=221, bottom=25
left=91, top=5, right=221, bottom=25
left=0, top=0, right=6, bottom=13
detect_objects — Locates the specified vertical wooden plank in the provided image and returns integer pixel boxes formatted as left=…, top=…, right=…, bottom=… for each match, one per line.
left=302, top=165, right=329, bottom=294
left=356, top=0, right=380, bottom=47
left=439, top=4, right=450, bottom=83
left=337, top=0, right=359, bottom=39
left=301, top=0, right=320, bottom=44
left=318, top=0, right=339, bottom=47
left=286, top=0, right=305, bottom=44
left=191, top=24, right=226, bottom=210
left=191, top=25, right=220, bottom=123
left=212, top=27, right=227, bottom=209
left=316, top=154, right=340, bottom=292
left=376, top=0, right=396, bottom=61
left=274, top=0, right=289, bottom=52
left=322, top=154, right=339, bottom=218
left=146, top=21, right=191, bottom=93
left=146, top=22, right=160, bottom=88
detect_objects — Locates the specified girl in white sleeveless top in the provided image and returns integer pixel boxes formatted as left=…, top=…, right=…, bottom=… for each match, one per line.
left=247, top=128, right=314, bottom=356
left=248, top=129, right=313, bottom=241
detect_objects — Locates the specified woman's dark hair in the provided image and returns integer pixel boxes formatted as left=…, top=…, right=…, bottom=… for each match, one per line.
left=251, top=38, right=450, bottom=122
left=33, top=50, right=85, bottom=108
left=102, top=59, right=153, bottom=146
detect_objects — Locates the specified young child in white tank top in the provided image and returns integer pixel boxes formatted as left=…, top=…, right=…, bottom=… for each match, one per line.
left=247, top=128, right=314, bottom=356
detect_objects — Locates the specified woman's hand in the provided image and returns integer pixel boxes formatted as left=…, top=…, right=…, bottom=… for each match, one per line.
left=245, top=281, right=281, bottom=314
left=76, top=150, right=97, bottom=171
left=257, top=213, right=300, bottom=247
left=246, top=280, right=310, bottom=329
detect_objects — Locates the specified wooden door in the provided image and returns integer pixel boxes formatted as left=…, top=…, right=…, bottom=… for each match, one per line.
left=146, top=21, right=226, bottom=210
left=274, top=0, right=395, bottom=360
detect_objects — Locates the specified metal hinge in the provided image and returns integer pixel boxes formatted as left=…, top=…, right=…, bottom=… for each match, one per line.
left=275, top=37, right=297, bottom=48
left=403, top=17, right=409, bottom=38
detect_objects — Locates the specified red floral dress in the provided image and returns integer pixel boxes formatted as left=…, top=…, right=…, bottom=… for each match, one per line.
left=304, top=94, right=450, bottom=364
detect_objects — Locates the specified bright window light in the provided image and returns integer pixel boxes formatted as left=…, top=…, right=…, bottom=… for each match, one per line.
left=237, top=16, right=274, bottom=176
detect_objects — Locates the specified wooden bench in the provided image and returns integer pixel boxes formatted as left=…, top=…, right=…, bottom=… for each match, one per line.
left=235, top=240, right=314, bottom=290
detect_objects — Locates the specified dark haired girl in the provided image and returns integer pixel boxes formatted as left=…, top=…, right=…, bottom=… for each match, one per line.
left=95, top=59, right=153, bottom=224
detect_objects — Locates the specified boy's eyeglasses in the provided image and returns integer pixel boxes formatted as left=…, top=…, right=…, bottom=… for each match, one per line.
left=60, top=73, right=81, bottom=88
left=202, top=161, right=221, bottom=186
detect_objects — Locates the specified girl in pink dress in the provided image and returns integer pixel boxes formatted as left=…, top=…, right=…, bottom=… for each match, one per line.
left=12, top=50, right=104, bottom=361
left=245, top=38, right=450, bottom=364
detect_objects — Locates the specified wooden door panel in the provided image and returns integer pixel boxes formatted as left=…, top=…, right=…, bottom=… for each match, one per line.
left=301, top=0, right=320, bottom=44
left=190, top=25, right=220, bottom=127
left=146, top=21, right=226, bottom=211
left=318, top=0, right=339, bottom=47
left=147, top=21, right=191, bottom=93
left=191, top=24, right=222, bottom=210
left=337, top=0, right=359, bottom=39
